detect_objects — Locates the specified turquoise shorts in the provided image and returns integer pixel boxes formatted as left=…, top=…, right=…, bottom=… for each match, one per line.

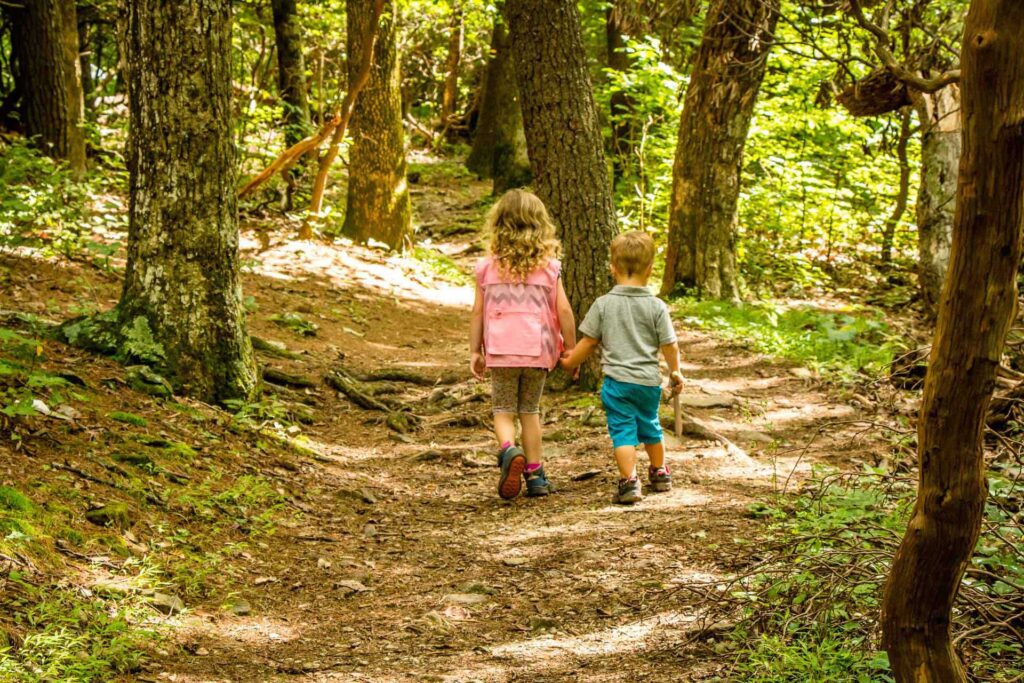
left=600, top=376, right=663, bottom=448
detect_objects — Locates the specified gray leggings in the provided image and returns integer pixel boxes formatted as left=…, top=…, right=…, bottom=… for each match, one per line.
left=491, top=367, right=547, bottom=414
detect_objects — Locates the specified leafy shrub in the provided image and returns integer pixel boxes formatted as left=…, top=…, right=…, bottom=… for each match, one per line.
left=674, top=298, right=900, bottom=379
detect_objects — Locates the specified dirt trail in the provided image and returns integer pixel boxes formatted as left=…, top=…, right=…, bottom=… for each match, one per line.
left=147, top=199, right=878, bottom=682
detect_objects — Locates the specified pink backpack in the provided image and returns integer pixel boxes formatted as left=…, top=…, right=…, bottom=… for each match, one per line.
left=475, top=256, right=563, bottom=369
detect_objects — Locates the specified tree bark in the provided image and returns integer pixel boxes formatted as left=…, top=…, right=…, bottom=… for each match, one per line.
left=271, top=0, right=311, bottom=147
left=880, top=3, right=1024, bottom=681
left=506, top=0, right=618, bottom=388
left=119, top=0, right=259, bottom=404
left=466, top=24, right=501, bottom=178
left=440, top=5, right=463, bottom=126
left=659, top=0, right=779, bottom=300
left=8, top=0, right=86, bottom=176
left=485, top=22, right=530, bottom=193
left=881, top=108, right=912, bottom=265
left=914, top=85, right=961, bottom=315
left=342, top=0, right=411, bottom=250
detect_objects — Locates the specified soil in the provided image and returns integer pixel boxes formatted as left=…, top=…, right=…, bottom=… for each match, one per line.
left=0, top=168, right=890, bottom=682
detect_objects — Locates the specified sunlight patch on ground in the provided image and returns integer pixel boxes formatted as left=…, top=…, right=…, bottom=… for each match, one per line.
left=488, top=610, right=698, bottom=659
left=240, top=235, right=473, bottom=308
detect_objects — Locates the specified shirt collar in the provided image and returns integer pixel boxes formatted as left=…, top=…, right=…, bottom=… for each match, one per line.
left=610, top=285, right=654, bottom=297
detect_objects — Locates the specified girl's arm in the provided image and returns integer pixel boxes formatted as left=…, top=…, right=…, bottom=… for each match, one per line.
left=470, top=284, right=486, bottom=379
left=560, top=336, right=599, bottom=370
left=555, top=278, right=576, bottom=350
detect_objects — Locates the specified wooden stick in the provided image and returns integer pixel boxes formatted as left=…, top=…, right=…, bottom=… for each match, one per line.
left=673, top=391, right=682, bottom=439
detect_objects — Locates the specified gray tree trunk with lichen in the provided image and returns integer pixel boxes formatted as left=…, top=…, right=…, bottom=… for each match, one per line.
left=118, top=0, right=258, bottom=404
left=660, top=0, right=779, bottom=300
left=914, top=85, right=961, bottom=314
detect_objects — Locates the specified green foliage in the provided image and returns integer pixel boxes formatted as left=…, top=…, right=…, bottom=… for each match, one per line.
left=0, top=137, right=126, bottom=264
left=269, top=312, right=318, bottom=337
left=108, top=411, right=148, bottom=427
left=118, top=316, right=166, bottom=365
left=719, top=468, right=1024, bottom=683
left=0, top=486, right=33, bottom=512
left=0, top=576, right=153, bottom=682
left=411, top=246, right=471, bottom=284
left=0, top=328, right=72, bottom=420
left=674, top=298, right=900, bottom=379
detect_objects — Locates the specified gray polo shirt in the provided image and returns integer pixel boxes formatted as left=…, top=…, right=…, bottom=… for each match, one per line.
left=579, top=285, right=677, bottom=386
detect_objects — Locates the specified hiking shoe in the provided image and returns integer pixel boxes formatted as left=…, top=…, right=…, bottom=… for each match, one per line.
left=648, top=466, right=672, bottom=493
left=525, top=466, right=553, bottom=497
left=497, top=446, right=527, bottom=499
left=613, top=477, right=643, bottom=505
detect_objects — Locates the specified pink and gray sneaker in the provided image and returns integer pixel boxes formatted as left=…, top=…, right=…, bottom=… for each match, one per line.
left=648, top=466, right=672, bottom=492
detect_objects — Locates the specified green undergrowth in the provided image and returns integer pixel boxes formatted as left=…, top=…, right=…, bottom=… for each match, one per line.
left=0, top=326, right=79, bottom=428
left=411, top=245, right=471, bottom=285
left=673, top=297, right=901, bottom=380
left=709, top=466, right=1024, bottom=683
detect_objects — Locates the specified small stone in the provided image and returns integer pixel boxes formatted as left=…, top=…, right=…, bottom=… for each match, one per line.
left=362, top=523, right=377, bottom=537
left=789, top=367, right=814, bottom=379
left=677, top=394, right=738, bottom=409
left=254, top=576, right=278, bottom=586
left=571, top=469, right=602, bottom=482
left=225, top=596, right=251, bottom=616
left=151, top=592, right=185, bottom=615
left=85, top=503, right=134, bottom=530
left=195, top=647, right=209, bottom=657
left=317, top=557, right=332, bottom=570
left=503, top=556, right=528, bottom=567
left=443, top=593, right=488, bottom=605
left=335, top=579, right=369, bottom=595
left=733, top=429, right=774, bottom=444
left=528, top=616, right=559, bottom=632
left=125, top=365, right=173, bottom=398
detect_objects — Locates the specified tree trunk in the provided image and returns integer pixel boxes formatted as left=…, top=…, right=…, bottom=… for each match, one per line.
left=606, top=2, right=638, bottom=182
left=487, top=22, right=530, bottom=193
left=440, top=5, right=463, bottom=126
left=119, top=0, right=259, bottom=404
left=507, top=0, right=618, bottom=388
left=659, top=0, right=779, bottom=300
left=271, top=0, right=311, bottom=147
left=9, top=0, right=86, bottom=176
left=466, top=24, right=501, bottom=178
left=880, top=3, right=1024, bottom=681
left=881, top=108, right=912, bottom=265
left=78, top=18, right=94, bottom=117
left=914, top=85, right=961, bottom=315
left=342, top=0, right=411, bottom=250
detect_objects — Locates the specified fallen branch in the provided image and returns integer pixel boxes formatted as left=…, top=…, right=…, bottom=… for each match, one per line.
left=357, top=369, right=459, bottom=386
left=263, top=367, right=316, bottom=388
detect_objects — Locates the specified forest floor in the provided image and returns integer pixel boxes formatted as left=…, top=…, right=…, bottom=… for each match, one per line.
left=0, top=161, right=894, bottom=682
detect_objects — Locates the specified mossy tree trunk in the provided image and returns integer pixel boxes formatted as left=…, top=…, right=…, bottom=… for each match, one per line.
left=606, top=1, right=639, bottom=182
left=440, top=5, right=463, bottom=126
left=881, top=2, right=1024, bottom=680
left=660, top=0, right=779, bottom=300
left=9, top=0, right=86, bottom=176
left=119, top=0, right=259, bottom=404
left=487, top=22, right=530, bottom=193
left=342, top=0, right=411, bottom=250
left=507, top=0, right=617, bottom=388
left=914, top=85, right=961, bottom=315
left=466, top=23, right=501, bottom=178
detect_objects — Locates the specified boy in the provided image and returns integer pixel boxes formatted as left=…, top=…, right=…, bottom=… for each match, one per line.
left=560, top=231, right=683, bottom=504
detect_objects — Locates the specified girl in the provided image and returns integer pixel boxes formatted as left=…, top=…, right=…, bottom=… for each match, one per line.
left=469, top=189, right=576, bottom=499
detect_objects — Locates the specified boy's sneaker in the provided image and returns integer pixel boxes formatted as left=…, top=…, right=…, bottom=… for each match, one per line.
left=648, top=466, right=672, bottom=493
left=497, top=446, right=527, bottom=499
left=613, top=477, right=643, bottom=505
left=524, top=466, right=553, bottom=497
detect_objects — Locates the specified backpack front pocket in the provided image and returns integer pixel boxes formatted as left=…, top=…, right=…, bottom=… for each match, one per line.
left=486, top=310, right=543, bottom=357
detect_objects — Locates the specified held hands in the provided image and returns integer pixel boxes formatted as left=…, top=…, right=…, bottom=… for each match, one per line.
left=558, top=350, right=580, bottom=380
left=470, top=352, right=486, bottom=380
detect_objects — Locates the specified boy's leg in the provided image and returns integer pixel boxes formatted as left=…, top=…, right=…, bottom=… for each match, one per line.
left=644, top=441, right=665, bottom=470
left=613, top=445, right=638, bottom=480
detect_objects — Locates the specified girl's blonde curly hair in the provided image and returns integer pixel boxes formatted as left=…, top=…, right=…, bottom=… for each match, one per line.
left=486, top=189, right=561, bottom=281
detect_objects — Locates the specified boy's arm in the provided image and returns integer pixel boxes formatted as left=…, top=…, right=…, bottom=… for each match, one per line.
left=560, top=336, right=599, bottom=370
left=469, top=284, right=486, bottom=379
left=555, top=278, right=576, bottom=350
left=661, top=342, right=684, bottom=394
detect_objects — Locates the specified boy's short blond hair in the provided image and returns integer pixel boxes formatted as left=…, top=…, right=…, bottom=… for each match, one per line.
left=610, top=231, right=655, bottom=277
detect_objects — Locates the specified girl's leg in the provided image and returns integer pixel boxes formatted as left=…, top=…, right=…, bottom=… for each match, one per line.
left=494, top=413, right=517, bottom=448
left=613, top=445, right=638, bottom=480
left=644, top=441, right=665, bottom=469
left=519, top=412, right=542, bottom=465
